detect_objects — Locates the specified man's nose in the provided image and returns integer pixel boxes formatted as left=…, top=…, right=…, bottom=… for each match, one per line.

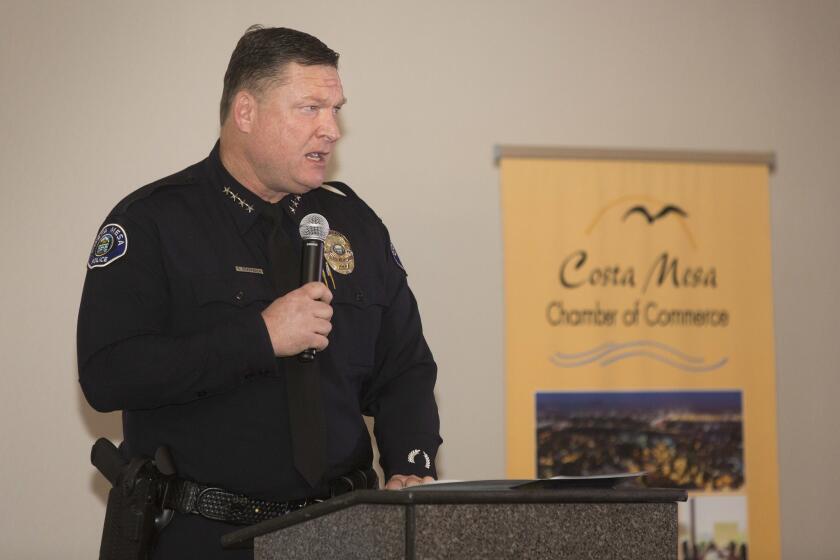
left=319, top=113, right=341, bottom=143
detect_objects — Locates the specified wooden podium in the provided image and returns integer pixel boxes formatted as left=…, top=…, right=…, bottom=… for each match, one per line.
left=222, top=480, right=686, bottom=559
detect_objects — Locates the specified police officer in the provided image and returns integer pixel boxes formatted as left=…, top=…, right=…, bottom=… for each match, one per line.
left=78, top=26, right=441, bottom=558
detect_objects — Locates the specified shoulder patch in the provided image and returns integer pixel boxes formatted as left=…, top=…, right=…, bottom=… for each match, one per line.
left=390, top=242, right=406, bottom=272
left=88, top=223, right=128, bottom=269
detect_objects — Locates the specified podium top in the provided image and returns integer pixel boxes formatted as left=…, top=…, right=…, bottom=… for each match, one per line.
left=221, top=485, right=686, bottom=549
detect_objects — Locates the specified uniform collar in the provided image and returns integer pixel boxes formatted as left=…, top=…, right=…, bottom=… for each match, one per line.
left=208, top=141, right=268, bottom=234
left=208, top=141, right=321, bottom=233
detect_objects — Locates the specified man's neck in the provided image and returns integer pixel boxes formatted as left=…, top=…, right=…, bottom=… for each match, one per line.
left=218, top=137, right=287, bottom=203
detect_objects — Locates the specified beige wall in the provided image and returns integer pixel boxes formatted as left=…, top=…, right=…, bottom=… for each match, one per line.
left=1, top=1, right=838, bottom=557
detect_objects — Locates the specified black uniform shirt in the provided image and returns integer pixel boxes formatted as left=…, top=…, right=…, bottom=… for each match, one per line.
left=77, top=143, right=441, bottom=501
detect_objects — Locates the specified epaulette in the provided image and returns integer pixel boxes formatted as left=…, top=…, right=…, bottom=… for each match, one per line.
left=319, top=180, right=404, bottom=273
left=319, top=181, right=381, bottom=221
left=320, top=180, right=389, bottom=229
left=320, top=181, right=357, bottom=199
left=115, top=163, right=202, bottom=213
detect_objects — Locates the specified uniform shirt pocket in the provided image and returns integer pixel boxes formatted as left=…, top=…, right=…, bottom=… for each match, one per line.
left=192, top=274, right=275, bottom=308
left=331, top=279, right=388, bottom=369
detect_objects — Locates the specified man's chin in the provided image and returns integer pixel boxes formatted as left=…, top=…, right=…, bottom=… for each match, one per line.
left=298, top=175, right=327, bottom=192
left=270, top=174, right=326, bottom=197
left=298, top=181, right=324, bottom=194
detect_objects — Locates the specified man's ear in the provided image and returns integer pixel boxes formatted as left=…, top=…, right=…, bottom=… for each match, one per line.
left=231, top=90, right=257, bottom=133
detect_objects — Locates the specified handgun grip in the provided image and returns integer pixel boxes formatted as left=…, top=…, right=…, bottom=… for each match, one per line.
left=91, top=438, right=127, bottom=487
left=154, top=446, right=176, bottom=477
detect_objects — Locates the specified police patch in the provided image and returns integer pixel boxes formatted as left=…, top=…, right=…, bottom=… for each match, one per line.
left=88, top=223, right=128, bottom=269
left=390, top=242, right=405, bottom=272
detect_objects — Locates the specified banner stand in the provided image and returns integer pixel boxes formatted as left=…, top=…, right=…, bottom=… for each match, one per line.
left=498, top=146, right=778, bottom=559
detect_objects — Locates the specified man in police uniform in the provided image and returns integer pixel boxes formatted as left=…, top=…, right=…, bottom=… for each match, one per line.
left=78, top=26, right=441, bottom=558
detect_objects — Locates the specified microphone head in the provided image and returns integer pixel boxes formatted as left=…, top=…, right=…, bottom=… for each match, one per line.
left=299, top=213, right=330, bottom=242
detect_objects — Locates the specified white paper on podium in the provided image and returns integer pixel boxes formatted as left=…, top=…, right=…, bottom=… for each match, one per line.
left=398, top=472, right=646, bottom=491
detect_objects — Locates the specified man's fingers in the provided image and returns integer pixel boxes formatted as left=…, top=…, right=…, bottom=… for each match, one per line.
left=311, top=334, right=329, bottom=351
left=261, top=283, right=334, bottom=357
left=303, top=281, right=333, bottom=304
left=384, top=476, right=406, bottom=490
left=313, top=319, right=332, bottom=337
left=313, top=302, right=333, bottom=320
left=385, top=474, right=435, bottom=490
left=403, top=476, right=427, bottom=488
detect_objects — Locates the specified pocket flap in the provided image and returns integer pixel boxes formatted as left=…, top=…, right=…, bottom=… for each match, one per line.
left=331, top=277, right=388, bottom=309
left=192, top=275, right=274, bottom=307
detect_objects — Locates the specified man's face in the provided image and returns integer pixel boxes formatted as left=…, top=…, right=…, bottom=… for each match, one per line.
left=245, top=63, right=345, bottom=196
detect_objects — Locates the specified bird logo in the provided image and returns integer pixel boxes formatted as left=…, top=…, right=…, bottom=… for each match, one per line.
left=585, top=196, right=696, bottom=248
left=622, top=204, right=687, bottom=224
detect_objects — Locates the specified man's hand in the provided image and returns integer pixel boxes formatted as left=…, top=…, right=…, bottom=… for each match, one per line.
left=261, top=282, right=333, bottom=357
left=384, top=474, right=436, bottom=490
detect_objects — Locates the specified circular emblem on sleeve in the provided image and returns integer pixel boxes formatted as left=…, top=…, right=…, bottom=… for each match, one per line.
left=324, top=230, right=354, bottom=275
left=407, top=449, right=431, bottom=469
left=88, top=223, right=128, bottom=269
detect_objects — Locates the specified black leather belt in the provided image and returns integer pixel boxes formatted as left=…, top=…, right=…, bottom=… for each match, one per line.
left=163, top=469, right=378, bottom=526
left=164, top=480, right=319, bottom=525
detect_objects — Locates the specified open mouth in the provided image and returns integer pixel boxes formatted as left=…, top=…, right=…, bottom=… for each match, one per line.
left=305, top=152, right=328, bottom=162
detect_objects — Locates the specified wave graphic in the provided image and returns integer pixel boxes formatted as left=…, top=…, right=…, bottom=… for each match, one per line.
left=549, top=340, right=727, bottom=373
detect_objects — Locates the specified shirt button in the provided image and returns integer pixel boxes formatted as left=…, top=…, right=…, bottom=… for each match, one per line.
left=355, top=291, right=364, bottom=302
left=234, top=290, right=245, bottom=302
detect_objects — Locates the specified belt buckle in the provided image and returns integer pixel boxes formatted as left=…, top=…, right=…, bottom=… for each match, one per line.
left=195, top=487, right=237, bottom=522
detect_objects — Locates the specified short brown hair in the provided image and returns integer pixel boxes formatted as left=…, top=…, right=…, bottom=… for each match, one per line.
left=219, top=25, right=339, bottom=124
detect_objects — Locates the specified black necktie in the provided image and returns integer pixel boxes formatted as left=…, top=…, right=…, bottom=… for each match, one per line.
left=262, top=204, right=327, bottom=488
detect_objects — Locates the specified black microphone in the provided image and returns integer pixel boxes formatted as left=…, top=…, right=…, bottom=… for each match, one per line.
left=298, top=213, right=330, bottom=362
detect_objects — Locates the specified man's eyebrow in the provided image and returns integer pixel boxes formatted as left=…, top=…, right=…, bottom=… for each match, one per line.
left=301, top=95, right=347, bottom=106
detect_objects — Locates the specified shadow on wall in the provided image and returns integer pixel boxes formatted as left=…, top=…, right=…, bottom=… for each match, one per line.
left=77, top=384, right=122, bottom=505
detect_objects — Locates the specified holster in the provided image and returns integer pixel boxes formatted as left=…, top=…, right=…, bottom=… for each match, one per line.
left=91, top=438, right=378, bottom=557
left=92, top=440, right=176, bottom=560
left=328, top=467, right=379, bottom=497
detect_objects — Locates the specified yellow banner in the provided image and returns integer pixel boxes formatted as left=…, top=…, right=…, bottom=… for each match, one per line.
left=501, top=156, right=779, bottom=559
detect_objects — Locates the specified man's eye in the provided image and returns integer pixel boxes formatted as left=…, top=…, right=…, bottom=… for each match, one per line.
left=303, top=106, right=319, bottom=113
left=333, top=106, right=342, bottom=114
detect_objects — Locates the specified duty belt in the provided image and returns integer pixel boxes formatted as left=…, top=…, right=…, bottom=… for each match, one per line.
left=164, top=481, right=317, bottom=525
left=163, top=469, right=378, bottom=526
